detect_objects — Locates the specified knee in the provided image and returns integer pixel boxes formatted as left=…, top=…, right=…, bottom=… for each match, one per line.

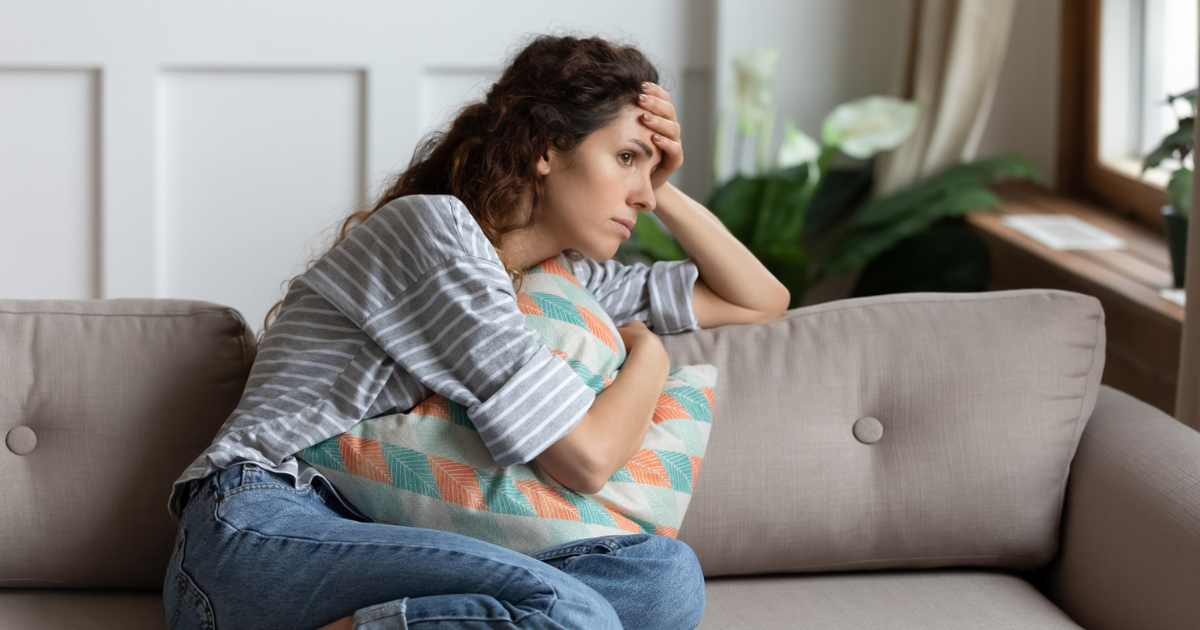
left=644, top=536, right=707, bottom=629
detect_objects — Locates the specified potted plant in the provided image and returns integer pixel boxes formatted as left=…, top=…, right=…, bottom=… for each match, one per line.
left=1143, top=88, right=1194, bottom=288
left=621, top=46, right=1040, bottom=305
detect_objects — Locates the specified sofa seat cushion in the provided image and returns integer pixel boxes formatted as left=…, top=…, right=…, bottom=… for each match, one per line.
left=0, top=589, right=164, bottom=630
left=700, top=570, right=1082, bottom=629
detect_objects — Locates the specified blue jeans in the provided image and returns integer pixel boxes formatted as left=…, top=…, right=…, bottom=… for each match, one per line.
left=163, top=462, right=706, bottom=629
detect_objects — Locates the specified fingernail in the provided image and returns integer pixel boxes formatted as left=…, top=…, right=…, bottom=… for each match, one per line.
left=643, top=112, right=652, bottom=120
left=653, top=134, right=662, bottom=141
left=638, top=94, right=647, bottom=102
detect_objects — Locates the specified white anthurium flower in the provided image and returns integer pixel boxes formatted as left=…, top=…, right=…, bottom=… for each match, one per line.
left=732, top=46, right=781, bottom=136
left=776, top=118, right=821, bottom=169
left=821, top=96, right=920, bottom=159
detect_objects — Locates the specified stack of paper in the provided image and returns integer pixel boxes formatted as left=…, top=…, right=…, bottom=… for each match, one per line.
left=1000, top=215, right=1127, bottom=250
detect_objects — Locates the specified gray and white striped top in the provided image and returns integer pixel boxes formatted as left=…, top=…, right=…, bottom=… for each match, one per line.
left=168, top=193, right=700, bottom=524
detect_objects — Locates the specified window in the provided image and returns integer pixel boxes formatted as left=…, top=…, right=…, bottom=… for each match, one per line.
left=1059, top=0, right=1197, bottom=233
left=1099, top=0, right=1196, bottom=186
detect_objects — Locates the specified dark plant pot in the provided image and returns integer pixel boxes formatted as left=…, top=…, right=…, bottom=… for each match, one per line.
left=1162, top=205, right=1188, bottom=288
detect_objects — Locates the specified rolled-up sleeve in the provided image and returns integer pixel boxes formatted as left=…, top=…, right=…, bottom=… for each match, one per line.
left=570, top=256, right=700, bottom=334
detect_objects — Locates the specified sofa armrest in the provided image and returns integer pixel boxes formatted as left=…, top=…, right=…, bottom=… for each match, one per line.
left=1032, top=385, right=1200, bottom=630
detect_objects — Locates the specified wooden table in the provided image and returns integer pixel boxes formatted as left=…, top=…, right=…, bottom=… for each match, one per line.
left=966, top=181, right=1184, bottom=416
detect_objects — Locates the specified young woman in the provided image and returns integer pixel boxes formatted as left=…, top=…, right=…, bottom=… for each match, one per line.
left=163, top=34, right=789, bottom=630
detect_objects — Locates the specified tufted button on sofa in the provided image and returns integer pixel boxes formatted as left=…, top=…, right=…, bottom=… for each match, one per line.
left=1, top=290, right=1198, bottom=629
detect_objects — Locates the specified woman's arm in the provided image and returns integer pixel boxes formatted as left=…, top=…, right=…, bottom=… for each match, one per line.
left=653, top=182, right=791, bottom=329
left=636, top=82, right=790, bottom=329
left=534, top=321, right=669, bottom=494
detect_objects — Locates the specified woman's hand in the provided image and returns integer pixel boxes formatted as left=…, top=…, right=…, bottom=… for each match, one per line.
left=617, top=320, right=669, bottom=375
left=637, top=82, right=683, bottom=192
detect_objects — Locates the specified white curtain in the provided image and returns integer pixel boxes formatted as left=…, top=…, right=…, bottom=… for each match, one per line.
left=874, top=0, right=1019, bottom=197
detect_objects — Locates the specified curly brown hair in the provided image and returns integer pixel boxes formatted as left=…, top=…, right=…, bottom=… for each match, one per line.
left=258, top=32, right=664, bottom=342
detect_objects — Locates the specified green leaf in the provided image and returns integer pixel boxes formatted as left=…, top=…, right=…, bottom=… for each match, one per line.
left=707, top=175, right=769, bottom=243
left=803, top=164, right=875, bottom=235
left=823, top=187, right=1000, bottom=277
left=1168, top=167, right=1193, bottom=216
left=853, top=155, right=1038, bottom=228
left=1144, top=117, right=1194, bottom=171
left=629, top=213, right=686, bottom=261
left=751, top=165, right=815, bottom=246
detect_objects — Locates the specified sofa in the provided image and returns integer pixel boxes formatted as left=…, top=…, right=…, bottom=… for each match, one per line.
left=1, top=288, right=1198, bottom=629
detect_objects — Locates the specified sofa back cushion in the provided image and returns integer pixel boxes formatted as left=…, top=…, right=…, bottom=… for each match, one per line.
left=661, top=289, right=1106, bottom=577
left=0, top=299, right=254, bottom=588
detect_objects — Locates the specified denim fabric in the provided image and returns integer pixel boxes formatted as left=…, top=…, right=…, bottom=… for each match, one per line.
left=163, top=462, right=706, bottom=630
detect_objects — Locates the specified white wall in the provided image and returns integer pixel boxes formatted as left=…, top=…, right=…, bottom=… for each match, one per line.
left=0, top=0, right=1062, bottom=334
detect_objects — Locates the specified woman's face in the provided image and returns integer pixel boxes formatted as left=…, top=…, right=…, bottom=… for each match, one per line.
left=534, top=104, right=662, bottom=262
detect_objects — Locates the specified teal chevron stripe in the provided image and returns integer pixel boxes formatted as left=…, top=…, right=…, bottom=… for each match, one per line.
left=478, top=473, right=538, bottom=517
left=624, top=513, right=658, bottom=535
left=378, top=442, right=440, bottom=499
left=560, top=489, right=618, bottom=527
left=529, top=292, right=587, bottom=328
left=297, top=438, right=347, bottom=473
left=664, top=386, right=712, bottom=423
left=446, top=398, right=476, bottom=429
left=653, top=450, right=693, bottom=493
left=566, top=359, right=608, bottom=394
left=607, top=467, right=635, bottom=483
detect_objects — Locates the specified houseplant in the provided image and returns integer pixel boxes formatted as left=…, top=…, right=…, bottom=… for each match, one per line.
left=621, top=46, right=1040, bottom=305
left=619, top=47, right=920, bottom=307
left=1143, top=87, right=1194, bottom=288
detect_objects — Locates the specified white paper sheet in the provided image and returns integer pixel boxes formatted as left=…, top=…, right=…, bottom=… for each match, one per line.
left=1000, top=214, right=1127, bottom=250
left=1160, top=288, right=1186, bottom=306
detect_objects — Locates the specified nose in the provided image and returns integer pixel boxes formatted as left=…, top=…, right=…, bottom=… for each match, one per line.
left=631, top=174, right=656, bottom=211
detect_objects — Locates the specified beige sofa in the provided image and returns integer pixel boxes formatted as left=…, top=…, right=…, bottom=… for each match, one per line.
left=1, top=289, right=1198, bottom=629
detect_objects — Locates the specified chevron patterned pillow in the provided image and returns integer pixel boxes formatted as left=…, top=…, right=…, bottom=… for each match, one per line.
left=296, top=252, right=717, bottom=554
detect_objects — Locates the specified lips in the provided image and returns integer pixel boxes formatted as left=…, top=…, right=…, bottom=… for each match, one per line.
left=612, top=217, right=634, bottom=238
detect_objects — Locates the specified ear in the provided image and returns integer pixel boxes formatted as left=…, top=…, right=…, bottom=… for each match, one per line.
left=536, top=150, right=552, bottom=176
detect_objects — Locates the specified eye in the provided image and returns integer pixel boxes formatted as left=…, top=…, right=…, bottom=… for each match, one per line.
left=618, top=152, right=634, bottom=166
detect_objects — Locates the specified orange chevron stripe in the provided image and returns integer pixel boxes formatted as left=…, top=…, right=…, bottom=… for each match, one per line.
left=428, top=455, right=488, bottom=511
left=514, top=480, right=583, bottom=521
left=689, top=455, right=704, bottom=484
left=577, top=305, right=619, bottom=353
left=411, top=394, right=452, bottom=421
left=655, top=524, right=678, bottom=538
left=652, top=393, right=691, bottom=424
left=539, top=257, right=583, bottom=288
left=339, top=434, right=393, bottom=485
left=605, top=507, right=643, bottom=533
left=700, top=386, right=715, bottom=410
left=516, top=292, right=543, bottom=316
left=626, top=449, right=672, bottom=488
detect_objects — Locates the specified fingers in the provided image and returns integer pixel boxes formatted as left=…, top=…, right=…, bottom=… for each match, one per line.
left=639, top=110, right=680, bottom=140
left=651, top=133, right=684, bottom=170
left=637, top=83, right=676, bottom=122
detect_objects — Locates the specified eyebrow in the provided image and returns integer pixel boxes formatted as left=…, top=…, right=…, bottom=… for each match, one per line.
left=628, top=138, right=660, bottom=168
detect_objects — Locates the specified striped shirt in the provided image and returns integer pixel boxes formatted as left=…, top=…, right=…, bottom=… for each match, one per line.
left=167, top=193, right=701, bottom=524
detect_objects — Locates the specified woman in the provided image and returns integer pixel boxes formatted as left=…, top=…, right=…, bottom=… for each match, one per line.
left=163, top=33, right=790, bottom=630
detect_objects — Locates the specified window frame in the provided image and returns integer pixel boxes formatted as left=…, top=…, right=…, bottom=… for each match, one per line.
left=1058, top=0, right=1171, bottom=235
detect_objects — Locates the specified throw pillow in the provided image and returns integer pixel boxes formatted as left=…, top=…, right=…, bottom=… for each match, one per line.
left=296, top=253, right=717, bottom=553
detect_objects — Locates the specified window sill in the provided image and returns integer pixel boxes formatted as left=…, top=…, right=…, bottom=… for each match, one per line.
left=965, top=179, right=1182, bottom=416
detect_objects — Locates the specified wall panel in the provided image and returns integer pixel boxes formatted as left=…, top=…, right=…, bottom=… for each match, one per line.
left=0, top=69, right=99, bottom=299
left=156, top=69, right=364, bottom=331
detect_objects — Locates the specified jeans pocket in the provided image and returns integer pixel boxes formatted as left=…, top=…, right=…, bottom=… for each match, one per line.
left=163, top=527, right=216, bottom=630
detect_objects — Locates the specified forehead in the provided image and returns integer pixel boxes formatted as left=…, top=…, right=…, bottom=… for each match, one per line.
left=588, top=105, right=657, bottom=155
